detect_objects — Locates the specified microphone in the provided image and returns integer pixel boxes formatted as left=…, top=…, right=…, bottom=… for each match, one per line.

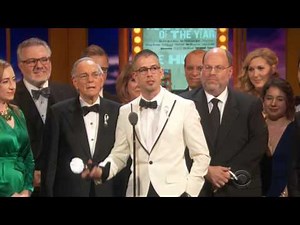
left=128, top=111, right=138, bottom=197
left=70, top=157, right=85, bottom=174
left=70, top=157, right=97, bottom=174
left=128, top=112, right=138, bottom=126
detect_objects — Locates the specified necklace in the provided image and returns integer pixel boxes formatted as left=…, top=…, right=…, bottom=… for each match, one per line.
left=0, top=107, right=12, bottom=121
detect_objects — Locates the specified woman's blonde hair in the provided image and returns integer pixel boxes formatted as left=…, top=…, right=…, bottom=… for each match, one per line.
left=237, top=48, right=280, bottom=97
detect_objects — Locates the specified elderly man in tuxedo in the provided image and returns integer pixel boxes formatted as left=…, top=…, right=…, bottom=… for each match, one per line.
left=83, top=49, right=210, bottom=197
left=13, top=37, right=77, bottom=196
left=181, top=48, right=268, bottom=196
left=41, top=57, right=128, bottom=197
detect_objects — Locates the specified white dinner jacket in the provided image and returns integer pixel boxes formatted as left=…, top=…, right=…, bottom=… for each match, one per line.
left=101, top=89, right=210, bottom=197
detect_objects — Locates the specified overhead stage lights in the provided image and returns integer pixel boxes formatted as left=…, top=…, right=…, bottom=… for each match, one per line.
left=218, top=28, right=228, bottom=50
left=132, top=28, right=143, bottom=55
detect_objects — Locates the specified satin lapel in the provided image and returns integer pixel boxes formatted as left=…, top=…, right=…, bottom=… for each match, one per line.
left=216, top=91, right=239, bottom=150
left=150, top=92, right=174, bottom=153
left=47, top=93, right=56, bottom=115
left=66, top=99, right=92, bottom=159
left=93, top=99, right=106, bottom=161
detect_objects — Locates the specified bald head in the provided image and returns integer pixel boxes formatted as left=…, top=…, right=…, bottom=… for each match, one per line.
left=203, top=48, right=232, bottom=66
left=201, top=47, right=233, bottom=97
left=184, top=49, right=206, bottom=89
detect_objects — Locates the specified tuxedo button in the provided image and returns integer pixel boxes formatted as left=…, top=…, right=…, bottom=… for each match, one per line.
left=149, top=161, right=153, bottom=165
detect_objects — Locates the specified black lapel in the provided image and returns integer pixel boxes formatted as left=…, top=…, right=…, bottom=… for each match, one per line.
left=93, top=99, right=106, bottom=161
left=65, top=98, right=92, bottom=159
left=193, top=89, right=215, bottom=154
left=216, top=90, right=239, bottom=150
left=92, top=98, right=119, bottom=161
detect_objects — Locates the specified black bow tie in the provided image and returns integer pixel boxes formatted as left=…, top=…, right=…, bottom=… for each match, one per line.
left=139, top=99, right=158, bottom=109
left=82, top=104, right=100, bottom=116
left=31, top=87, right=50, bottom=100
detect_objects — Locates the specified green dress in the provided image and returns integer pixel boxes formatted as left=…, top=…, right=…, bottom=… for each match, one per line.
left=0, top=107, right=34, bottom=197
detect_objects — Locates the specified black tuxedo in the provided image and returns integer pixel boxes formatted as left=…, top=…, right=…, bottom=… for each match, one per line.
left=41, top=97, right=129, bottom=197
left=181, top=88, right=268, bottom=196
left=13, top=80, right=77, bottom=170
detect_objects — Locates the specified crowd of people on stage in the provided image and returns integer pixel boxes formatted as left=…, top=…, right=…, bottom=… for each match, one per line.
left=0, top=37, right=300, bottom=197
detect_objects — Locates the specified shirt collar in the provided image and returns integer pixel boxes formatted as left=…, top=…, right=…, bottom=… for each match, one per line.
left=79, top=96, right=101, bottom=107
left=140, top=86, right=165, bottom=108
left=23, top=79, right=49, bottom=97
left=205, top=87, right=228, bottom=104
left=23, top=79, right=49, bottom=90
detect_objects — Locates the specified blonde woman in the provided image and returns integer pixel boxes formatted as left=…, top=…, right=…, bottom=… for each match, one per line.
left=238, top=48, right=280, bottom=98
left=0, top=59, right=34, bottom=197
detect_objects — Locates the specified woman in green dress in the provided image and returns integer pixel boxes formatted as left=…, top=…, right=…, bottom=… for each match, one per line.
left=0, top=59, right=34, bottom=197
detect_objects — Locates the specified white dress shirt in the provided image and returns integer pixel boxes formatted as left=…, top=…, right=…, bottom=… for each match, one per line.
left=204, top=87, right=229, bottom=123
left=140, top=88, right=165, bottom=150
left=80, top=96, right=100, bottom=157
left=23, top=79, right=49, bottom=124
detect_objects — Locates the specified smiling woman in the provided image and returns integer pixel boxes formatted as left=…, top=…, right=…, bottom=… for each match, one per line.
left=237, top=47, right=280, bottom=98
left=261, top=77, right=296, bottom=197
left=0, top=59, right=35, bottom=197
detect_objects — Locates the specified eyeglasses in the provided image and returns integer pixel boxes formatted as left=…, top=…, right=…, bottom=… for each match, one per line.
left=76, top=71, right=103, bottom=81
left=22, top=57, right=51, bottom=67
left=101, top=67, right=109, bottom=74
left=203, top=65, right=231, bottom=73
left=135, top=65, right=160, bottom=76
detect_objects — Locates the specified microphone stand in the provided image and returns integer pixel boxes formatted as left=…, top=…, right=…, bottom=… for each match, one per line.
left=132, top=122, right=137, bottom=197
left=128, top=111, right=138, bottom=197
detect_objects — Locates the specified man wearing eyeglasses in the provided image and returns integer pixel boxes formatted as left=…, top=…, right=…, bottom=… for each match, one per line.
left=13, top=37, right=77, bottom=196
left=41, top=57, right=126, bottom=197
left=81, top=44, right=120, bottom=103
left=181, top=47, right=268, bottom=197
left=83, top=49, right=210, bottom=197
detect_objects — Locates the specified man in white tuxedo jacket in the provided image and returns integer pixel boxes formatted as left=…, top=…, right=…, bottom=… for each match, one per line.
left=85, top=49, right=210, bottom=197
